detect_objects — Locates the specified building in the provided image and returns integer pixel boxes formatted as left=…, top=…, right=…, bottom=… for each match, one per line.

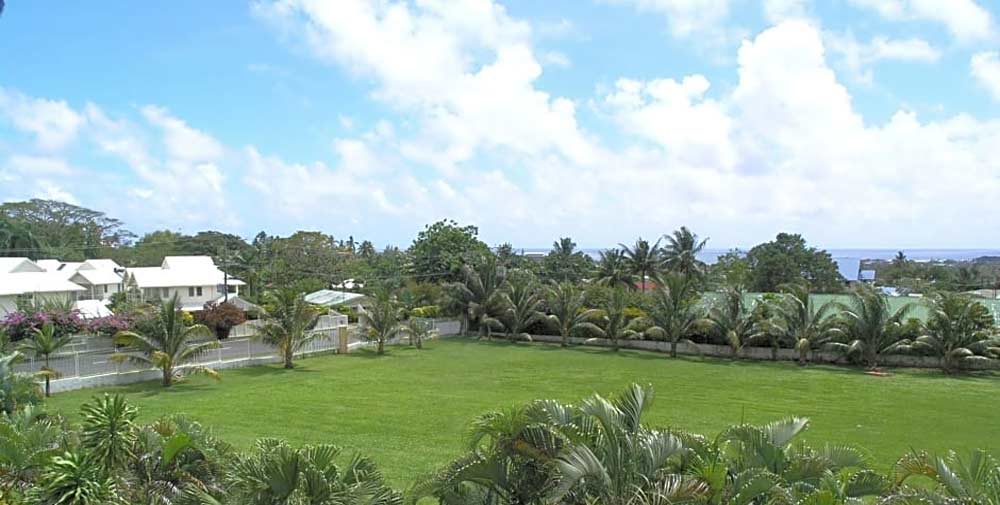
left=0, top=255, right=243, bottom=316
left=304, top=289, right=368, bottom=310
left=126, top=256, right=245, bottom=311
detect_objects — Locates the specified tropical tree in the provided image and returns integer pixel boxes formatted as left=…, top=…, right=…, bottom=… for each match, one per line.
left=542, top=237, right=592, bottom=283
left=0, top=350, right=41, bottom=415
left=112, top=295, right=221, bottom=387
left=888, top=449, right=1000, bottom=504
left=594, top=248, right=633, bottom=289
left=399, top=318, right=436, bottom=349
left=545, top=282, right=602, bottom=348
left=80, top=394, right=138, bottom=473
left=592, top=287, right=643, bottom=351
left=0, top=217, right=42, bottom=259
left=894, top=292, right=1000, bottom=373
left=662, top=226, right=708, bottom=279
left=619, top=237, right=662, bottom=290
left=18, top=323, right=73, bottom=397
left=27, top=450, right=120, bottom=505
left=364, top=288, right=405, bottom=355
left=646, top=272, right=707, bottom=358
left=498, top=273, right=545, bottom=342
left=825, top=287, right=915, bottom=369
left=766, top=285, right=842, bottom=365
left=449, top=254, right=507, bottom=338
left=258, top=290, right=321, bottom=369
left=0, top=405, right=65, bottom=496
left=706, top=286, right=759, bottom=358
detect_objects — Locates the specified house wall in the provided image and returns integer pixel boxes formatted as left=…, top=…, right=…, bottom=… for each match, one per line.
left=78, top=283, right=120, bottom=301
left=140, top=284, right=235, bottom=309
left=0, top=295, right=16, bottom=315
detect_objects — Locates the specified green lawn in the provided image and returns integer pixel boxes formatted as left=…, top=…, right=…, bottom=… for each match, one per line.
left=45, top=339, right=999, bottom=486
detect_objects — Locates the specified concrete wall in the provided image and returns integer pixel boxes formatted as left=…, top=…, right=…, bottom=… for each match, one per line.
left=47, top=355, right=282, bottom=393
left=521, top=334, right=1000, bottom=371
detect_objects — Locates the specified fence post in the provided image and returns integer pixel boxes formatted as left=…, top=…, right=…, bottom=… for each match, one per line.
left=217, top=344, right=223, bottom=363
left=74, top=353, right=80, bottom=378
left=247, top=338, right=252, bottom=360
left=338, top=326, right=349, bottom=354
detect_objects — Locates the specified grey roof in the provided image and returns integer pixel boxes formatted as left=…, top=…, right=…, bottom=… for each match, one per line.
left=304, top=289, right=367, bottom=307
left=860, top=270, right=877, bottom=281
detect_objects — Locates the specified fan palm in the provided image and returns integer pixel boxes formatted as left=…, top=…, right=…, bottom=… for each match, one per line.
left=364, top=288, right=405, bottom=355
left=112, top=295, right=221, bottom=387
left=545, top=282, right=602, bottom=348
left=259, top=290, right=321, bottom=369
left=646, top=273, right=707, bottom=358
left=826, top=287, right=914, bottom=369
left=449, top=255, right=507, bottom=339
left=889, top=450, right=1000, bottom=504
left=499, top=273, right=545, bottom=343
left=706, top=286, right=759, bottom=358
left=594, top=249, right=634, bottom=289
left=765, top=285, right=842, bottom=365
left=662, top=226, right=708, bottom=279
left=894, top=292, right=1000, bottom=373
left=619, top=238, right=662, bottom=290
left=18, top=323, right=73, bottom=397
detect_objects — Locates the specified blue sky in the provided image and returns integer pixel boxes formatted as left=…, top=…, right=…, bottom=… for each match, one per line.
left=2, top=0, right=1000, bottom=249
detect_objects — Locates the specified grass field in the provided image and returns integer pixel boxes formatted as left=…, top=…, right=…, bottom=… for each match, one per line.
left=45, top=339, right=1000, bottom=486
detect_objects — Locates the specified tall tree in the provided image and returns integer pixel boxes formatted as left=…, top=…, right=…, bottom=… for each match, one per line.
left=662, top=226, right=708, bottom=279
left=0, top=199, right=134, bottom=260
left=0, top=218, right=41, bottom=259
left=594, top=249, right=634, bottom=289
left=746, top=233, right=843, bottom=293
left=448, top=254, right=507, bottom=338
left=408, top=220, right=490, bottom=282
left=542, top=237, right=592, bottom=283
left=112, top=296, right=221, bottom=386
left=619, top=237, right=662, bottom=290
left=258, top=290, right=322, bottom=369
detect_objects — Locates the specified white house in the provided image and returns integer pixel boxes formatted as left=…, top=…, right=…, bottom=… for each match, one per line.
left=127, top=256, right=244, bottom=311
left=0, top=258, right=86, bottom=315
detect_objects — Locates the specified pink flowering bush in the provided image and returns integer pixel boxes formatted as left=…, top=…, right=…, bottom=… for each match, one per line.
left=86, top=314, right=135, bottom=338
left=1, top=309, right=84, bottom=341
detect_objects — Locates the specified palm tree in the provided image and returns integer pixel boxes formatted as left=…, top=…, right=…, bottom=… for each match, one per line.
left=0, top=350, right=41, bottom=414
left=706, top=287, right=759, bottom=358
left=646, top=272, right=706, bottom=358
left=448, top=255, right=507, bottom=338
left=226, top=439, right=402, bottom=505
left=499, top=273, right=545, bottom=342
left=112, top=295, right=221, bottom=387
left=399, top=318, right=436, bottom=349
left=895, top=292, right=1000, bottom=373
left=545, top=282, right=602, bottom=348
left=892, top=251, right=908, bottom=268
left=825, top=287, right=914, bottom=370
left=619, top=237, right=662, bottom=290
left=18, top=323, right=73, bottom=397
left=364, top=288, right=405, bottom=355
left=0, top=405, right=65, bottom=494
left=592, top=287, right=642, bottom=351
left=662, top=226, right=708, bottom=278
left=766, top=285, right=842, bottom=365
left=890, top=449, right=1000, bottom=504
left=594, top=249, right=633, bottom=289
left=258, top=290, right=321, bottom=369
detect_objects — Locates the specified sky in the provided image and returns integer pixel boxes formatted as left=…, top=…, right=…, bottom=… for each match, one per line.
left=1, top=0, right=999, bottom=250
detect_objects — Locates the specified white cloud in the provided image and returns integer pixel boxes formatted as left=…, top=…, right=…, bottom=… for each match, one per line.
left=0, top=88, right=85, bottom=151
left=606, top=0, right=732, bottom=38
left=763, top=0, right=809, bottom=23
left=141, top=105, right=224, bottom=162
left=33, top=180, right=79, bottom=205
left=848, top=0, right=995, bottom=42
left=540, top=50, right=571, bottom=68
left=971, top=51, right=1000, bottom=101
left=826, top=31, right=941, bottom=84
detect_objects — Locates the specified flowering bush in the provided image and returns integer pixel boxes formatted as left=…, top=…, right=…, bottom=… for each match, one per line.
left=1, top=309, right=84, bottom=341
left=86, top=314, right=135, bottom=338
left=196, top=302, right=247, bottom=339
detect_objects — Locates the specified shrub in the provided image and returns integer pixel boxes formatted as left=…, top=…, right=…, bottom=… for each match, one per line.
left=0, top=309, right=84, bottom=342
left=86, top=314, right=134, bottom=338
left=410, top=305, right=441, bottom=318
left=196, top=302, right=247, bottom=339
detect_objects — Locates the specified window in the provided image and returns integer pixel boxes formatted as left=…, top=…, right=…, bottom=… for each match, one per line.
left=161, top=288, right=169, bottom=298
left=196, top=286, right=203, bottom=296
left=188, top=287, right=195, bottom=297
left=103, top=285, right=109, bottom=294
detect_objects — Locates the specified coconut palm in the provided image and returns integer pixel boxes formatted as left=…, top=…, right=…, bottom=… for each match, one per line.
left=258, top=290, right=321, bottom=369
left=399, top=318, right=436, bottom=349
left=592, top=287, right=643, bottom=351
left=619, top=237, right=662, bottom=290
left=544, top=282, right=603, bottom=348
left=449, top=255, right=507, bottom=339
left=662, top=226, right=708, bottom=279
left=765, top=285, right=842, bottom=365
left=894, top=292, right=1000, bottom=373
left=646, top=272, right=707, bottom=358
left=364, top=288, right=405, bottom=355
left=18, top=323, right=73, bottom=397
left=112, top=295, right=221, bottom=387
left=706, top=286, right=759, bottom=358
left=499, top=273, right=545, bottom=342
left=826, top=287, right=914, bottom=369
left=594, top=249, right=634, bottom=289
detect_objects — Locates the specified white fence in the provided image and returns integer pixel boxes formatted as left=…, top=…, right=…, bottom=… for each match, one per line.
left=13, top=318, right=463, bottom=393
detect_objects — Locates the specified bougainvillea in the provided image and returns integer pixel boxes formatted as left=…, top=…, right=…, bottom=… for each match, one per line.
left=1, top=309, right=84, bottom=341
